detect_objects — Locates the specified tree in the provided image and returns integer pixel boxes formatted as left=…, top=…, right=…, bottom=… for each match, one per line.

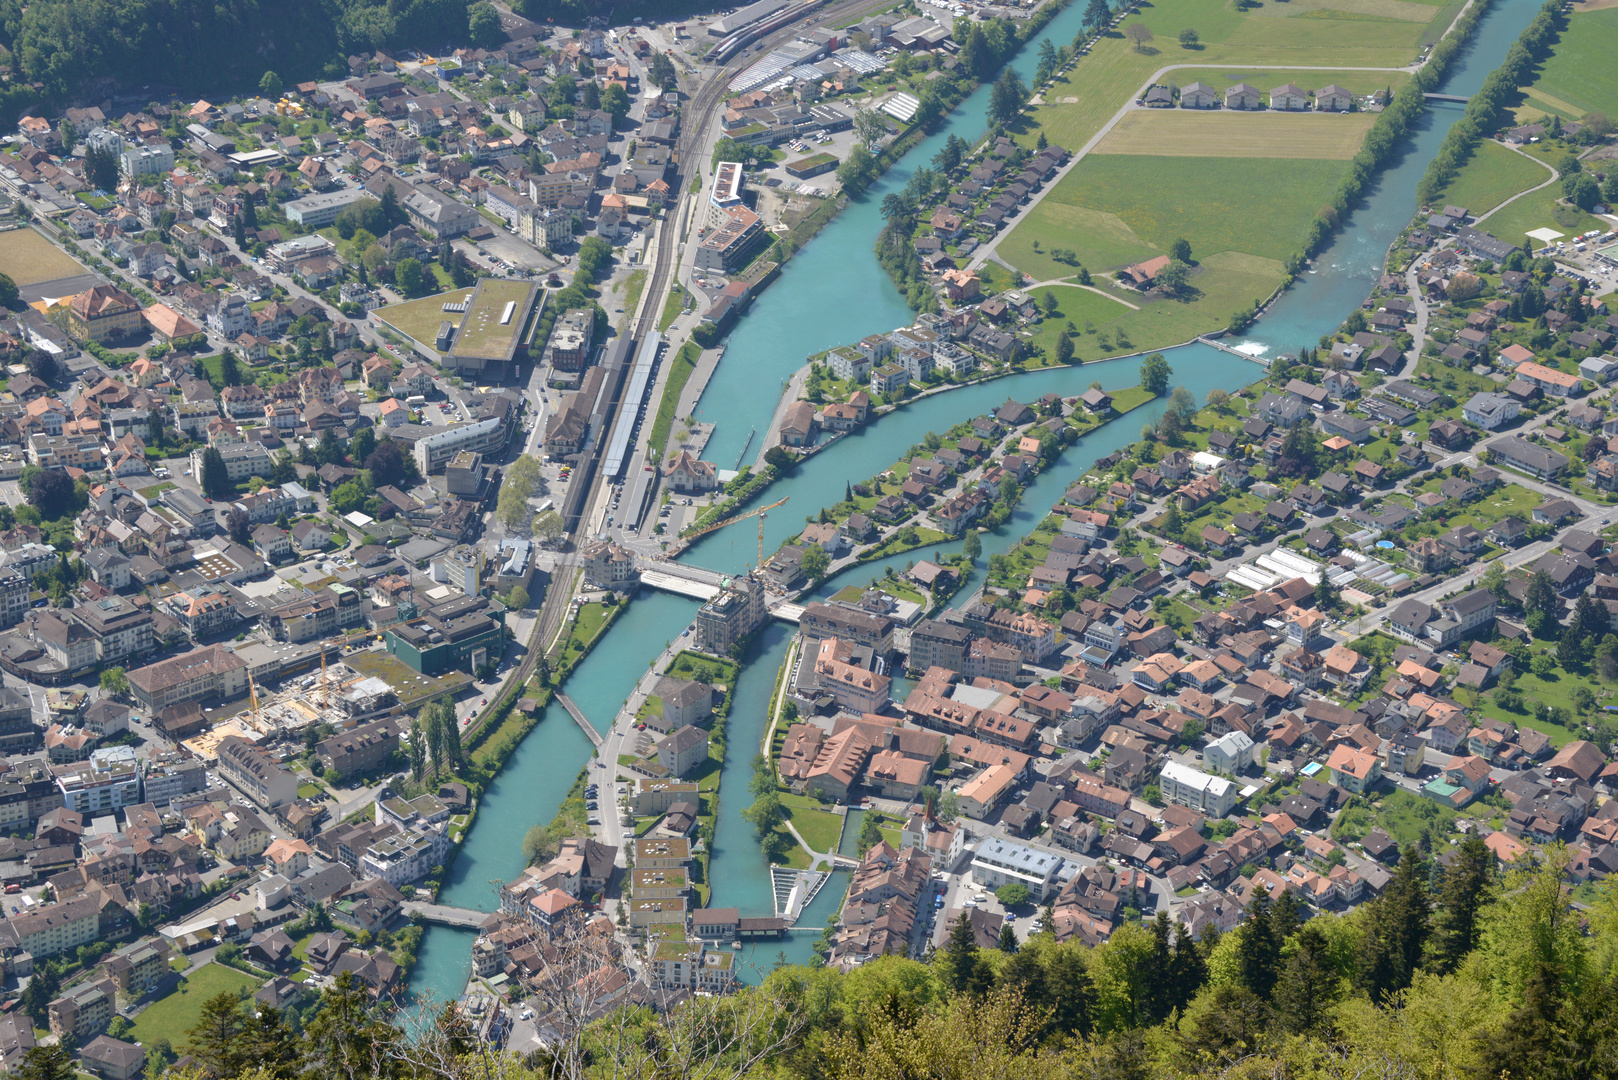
left=1170, top=237, right=1192, bottom=263
left=1055, top=330, right=1074, bottom=364
left=199, top=447, right=232, bottom=500
left=409, top=717, right=425, bottom=782
left=533, top=510, right=565, bottom=544
left=496, top=485, right=531, bottom=531
left=852, top=108, right=888, bottom=151
left=1356, top=846, right=1431, bottom=1002
left=996, top=883, right=1030, bottom=907
left=1206, top=387, right=1230, bottom=411
left=998, top=923, right=1019, bottom=953
left=1565, top=172, right=1601, bottom=212
left=365, top=440, right=407, bottom=489
left=1273, top=922, right=1339, bottom=1034
left=1140, top=352, right=1172, bottom=396
left=19, top=962, right=59, bottom=1025
left=83, top=144, right=118, bottom=193
left=185, top=991, right=246, bottom=1079
left=800, top=543, right=830, bottom=581
left=649, top=52, right=678, bottom=91
left=440, top=701, right=463, bottom=769
left=24, top=467, right=76, bottom=519
left=1524, top=567, right=1559, bottom=621
left=1236, top=884, right=1281, bottom=999
left=394, top=257, right=425, bottom=297
left=507, top=585, right=530, bottom=611
left=218, top=347, right=240, bottom=387
left=259, top=70, right=283, bottom=98
left=989, top=68, right=1029, bottom=126
left=939, top=913, right=989, bottom=995
left=0, top=272, right=17, bottom=308
left=1084, top=0, right=1112, bottom=29
left=1124, top=23, right=1153, bottom=51
left=963, top=529, right=982, bottom=562
left=1431, top=833, right=1494, bottom=974
left=468, top=2, right=503, bottom=47
left=100, top=667, right=129, bottom=699
left=601, top=82, right=631, bottom=124
left=1154, top=259, right=1190, bottom=296
left=1179, top=27, right=1199, bottom=47
left=856, top=812, right=883, bottom=855
left=28, top=349, right=59, bottom=384
left=12, top=1046, right=73, bottom=1080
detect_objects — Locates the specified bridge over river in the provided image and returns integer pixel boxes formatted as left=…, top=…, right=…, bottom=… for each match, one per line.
left=402, top=901, right=492, bottom=929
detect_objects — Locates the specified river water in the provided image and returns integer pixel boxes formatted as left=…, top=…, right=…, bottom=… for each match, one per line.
left=405, top=0, right=1543, bottom=1003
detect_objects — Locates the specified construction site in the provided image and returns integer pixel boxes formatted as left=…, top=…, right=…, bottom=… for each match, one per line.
left=181, top=653, right=403, bottom=763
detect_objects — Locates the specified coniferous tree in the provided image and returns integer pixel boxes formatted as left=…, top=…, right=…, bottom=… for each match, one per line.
left=240, top=1005, right=298, bottom=1080
left=1237, top=884, right=1282, bottom=1000
left=1274, top=922, right=1341, bottom=1035
left=1142, top=912, right=1175, bottom=1023
left=12, top=1046, right=74, bottom=1080
left=1044, top=945, right=1096, bottom=1038
left=185, top=992, right=246, bottom=1079
left=939, top=913, right=987, bottom=995
left=1431, top=833, right=1494, bottom=974
left=1357, top=846, right=1431, bottom=1002
left=409, top=717, right=425, bottom=781
left=998, top=923, right=1019, bottom=953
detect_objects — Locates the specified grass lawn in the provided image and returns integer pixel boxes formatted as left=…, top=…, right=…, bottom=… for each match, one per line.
left=1517, top=6, right=1618, bottom=121
left=1480, top=187, right=1605, bottom=253
left=0, top=228, right=89, bottom=286
left=1005, top=155, right=1349, bottom=275
left=374, top=288, right=467, bottom=347
left=667, top=651, right=738, bottom=685
left=1093, top=111, right=1375, bottom=160
left=1333, top=788, right=1462, bottom=849
left=658, top=284, right=687, bottom=332
left=779, top=793, right=845, bottom=853
left=1430, top=140, right=1553, bottom=218
left=618, top=269, right=647, bottom=331
left=296, top=782, right=323, bottom=799
left=560, top=602, right=615, bottom=668
left=647, top=341, right=699, bottom=459
left=126, top=964, right=262, bottom=1048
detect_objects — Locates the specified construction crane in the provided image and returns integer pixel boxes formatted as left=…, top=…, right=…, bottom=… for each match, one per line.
left=681, top=497, right=788, bottom=568
left=247, top=670, right=261, bottom=724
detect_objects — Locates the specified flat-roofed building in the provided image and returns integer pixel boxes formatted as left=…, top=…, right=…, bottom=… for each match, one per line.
left=971, top=836, right=1065, bottom=901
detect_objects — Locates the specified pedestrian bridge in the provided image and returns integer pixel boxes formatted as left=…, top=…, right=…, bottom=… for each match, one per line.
left=1423, top=93, right=1469, bottom=103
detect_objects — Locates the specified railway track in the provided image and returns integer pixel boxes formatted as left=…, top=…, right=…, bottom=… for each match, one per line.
left=469, top=0, right=890, bottom=741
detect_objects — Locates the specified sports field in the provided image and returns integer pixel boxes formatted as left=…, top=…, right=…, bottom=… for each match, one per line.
left=1427, top=140, right=1554, bottom=218
left=1094, top=111, right=1376, bottom=159
left=1517, top=6, right=1618, bottom=120
left=0, top=227, right=90, bottom=286
left=374, top=288, right=469, bottom=346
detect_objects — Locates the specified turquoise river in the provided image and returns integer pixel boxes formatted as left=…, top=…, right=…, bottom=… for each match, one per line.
left=403, top=0, right=1546, bottom=1005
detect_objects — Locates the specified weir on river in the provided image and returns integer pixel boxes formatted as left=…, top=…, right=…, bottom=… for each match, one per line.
left=403, top=0, right=1548, bottom=1005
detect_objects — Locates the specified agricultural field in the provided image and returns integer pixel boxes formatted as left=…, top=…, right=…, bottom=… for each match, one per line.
left=1093, top=111, right=1376, bottom=160
left=1427, top=140, right=1555, bottom=218
left=1515, top=5, right=1618, bottom=121
left=0, top=227, right=91, bottom=286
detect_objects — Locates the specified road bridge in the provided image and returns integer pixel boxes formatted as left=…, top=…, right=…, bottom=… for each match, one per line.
left=402, top=901, right=491, bottom=929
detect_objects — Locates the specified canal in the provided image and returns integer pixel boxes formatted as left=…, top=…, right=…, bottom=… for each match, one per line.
left=404, top=0, right=1546, bottom=1004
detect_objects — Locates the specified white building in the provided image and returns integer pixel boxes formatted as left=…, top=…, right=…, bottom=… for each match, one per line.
left=1160, top=760, right=1237, bottom=817
left=413, top=417, right=506, bottom=475
left=1203, top=731, right=1257, bottom=774
left=970, top=837, right=1066, bottom=901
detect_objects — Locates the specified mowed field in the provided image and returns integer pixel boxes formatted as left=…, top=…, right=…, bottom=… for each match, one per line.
left=1017, top=0, right=1439, bottom=159
left=1094, top=111, right=1376, bottom=159
left=1003, top=155, right=1348, bottom=277
left=1428, top=140, right=1554, bottom=218
left=1517, top=6, right=1618, bottom=120
left=0, top=227, right=90, bottom=286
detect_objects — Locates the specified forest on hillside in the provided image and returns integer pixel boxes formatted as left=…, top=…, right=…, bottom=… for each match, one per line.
left=13, top=838, right=1616, bottom=1080
left=0, top=0, right=473, bottom=109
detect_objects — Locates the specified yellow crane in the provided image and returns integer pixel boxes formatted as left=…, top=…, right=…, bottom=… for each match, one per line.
left=680, top=497, right=788, bottom=569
